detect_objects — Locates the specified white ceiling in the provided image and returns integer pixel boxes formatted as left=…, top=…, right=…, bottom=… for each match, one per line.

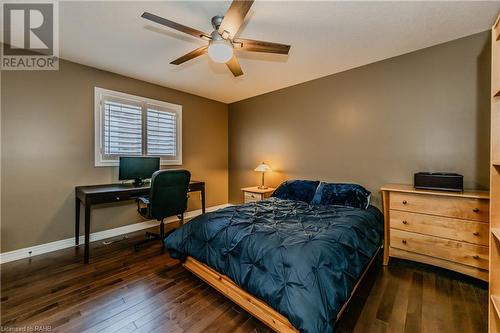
left=57, top=1, right=500, bottom=103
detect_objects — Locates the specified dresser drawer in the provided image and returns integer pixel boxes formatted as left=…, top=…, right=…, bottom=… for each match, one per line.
left=390, top=210, right=489, bottom=246
left=89, top=192, right=135, bottom=204
left=390, top=229, right=488, bottom=269
left=244, top=192, right=262, bottom=203
left=390, top=192, right=489, bottom=222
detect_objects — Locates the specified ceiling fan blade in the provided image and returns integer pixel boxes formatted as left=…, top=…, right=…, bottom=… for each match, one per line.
left=170, top=46, right=208, bottom=65
left=234, top=38, right=291, bottom=54
left=142, top=12, right=210, bottom=40
left=226, top=55, right=243, bottom=77
left=218, top=0, right=254, bottom=38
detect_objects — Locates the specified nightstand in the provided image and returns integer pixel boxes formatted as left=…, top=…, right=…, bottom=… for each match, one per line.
left=241, top=186, right=275, bottom=203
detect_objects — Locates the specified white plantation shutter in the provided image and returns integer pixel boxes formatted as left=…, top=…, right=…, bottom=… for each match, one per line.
left=147, top=108, right=177, bottom=156
left=95, top=87, right=182, bottom=166
left=103, top=100, right=143, bottom=156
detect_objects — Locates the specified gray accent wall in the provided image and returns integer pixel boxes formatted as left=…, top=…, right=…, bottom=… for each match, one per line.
left=228, top=31, right=491, bottom=207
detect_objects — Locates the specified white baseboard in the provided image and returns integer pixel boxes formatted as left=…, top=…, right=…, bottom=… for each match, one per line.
left=0, top=203, right=231, bottom=264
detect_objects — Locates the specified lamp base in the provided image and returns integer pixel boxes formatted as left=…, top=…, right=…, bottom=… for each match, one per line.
left=258, top=185, right=268, bottom=190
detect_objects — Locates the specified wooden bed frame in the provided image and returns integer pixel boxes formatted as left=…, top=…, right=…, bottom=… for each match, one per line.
left=183, top=246, right=381, bottom=332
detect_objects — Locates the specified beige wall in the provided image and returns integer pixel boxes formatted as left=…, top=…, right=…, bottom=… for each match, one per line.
left=1, top=59, right=228, bottom=252
left=228, top=32, right=491, bottom=207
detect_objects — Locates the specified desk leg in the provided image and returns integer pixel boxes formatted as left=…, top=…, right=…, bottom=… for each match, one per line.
left=75, top=197, right=80, bottom=246
left=84, top=204, right=91, bottom=264
left=201, top=186, right=206, bottom=214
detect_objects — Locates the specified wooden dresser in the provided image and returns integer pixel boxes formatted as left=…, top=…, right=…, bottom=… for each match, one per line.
left=381, top=184, right=490, bottom=281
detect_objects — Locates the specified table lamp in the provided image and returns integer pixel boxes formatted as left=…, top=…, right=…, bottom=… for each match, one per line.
left=254, top=162, right=272, bottom=189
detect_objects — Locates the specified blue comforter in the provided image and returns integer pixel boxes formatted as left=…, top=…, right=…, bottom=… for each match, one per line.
left=165, top=198, right=383, bottom=333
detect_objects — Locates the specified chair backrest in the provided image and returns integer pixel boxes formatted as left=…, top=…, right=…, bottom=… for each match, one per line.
left=149, top=169, right=191, bottom=220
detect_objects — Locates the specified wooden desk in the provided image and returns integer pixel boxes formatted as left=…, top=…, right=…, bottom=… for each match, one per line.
left=75, top=181, right=205, bottom=263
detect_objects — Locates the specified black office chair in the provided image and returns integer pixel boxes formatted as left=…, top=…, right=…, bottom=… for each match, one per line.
left=135, top=169, right=191, bottom=251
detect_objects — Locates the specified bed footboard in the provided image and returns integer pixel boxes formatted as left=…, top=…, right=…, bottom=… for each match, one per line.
left=183, top=247, right=381, bottom=332
left=183, top=256, right=299, bottom=333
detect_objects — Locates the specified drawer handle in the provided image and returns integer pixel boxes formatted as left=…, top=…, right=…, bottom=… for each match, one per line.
left=473, top=255, right=480, bottom=260
left=402, top=240, right=407, bottom=244
left=473, top=208, right=480, bottom=213
left=473, top=232, right=479, bottom=236
left=402, top=200, right=408, bottom=205
left=402, top=220, right=408, bottom=225
left=116, top=197, right=120, bottom=201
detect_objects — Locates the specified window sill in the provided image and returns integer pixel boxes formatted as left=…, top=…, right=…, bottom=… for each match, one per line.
left=95, top=159, right=183, bottom=167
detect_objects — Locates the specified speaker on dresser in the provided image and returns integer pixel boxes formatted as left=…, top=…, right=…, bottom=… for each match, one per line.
left=414, top=172, right=464, bottom=192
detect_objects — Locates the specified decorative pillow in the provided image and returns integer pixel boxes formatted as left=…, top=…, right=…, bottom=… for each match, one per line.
left=310, top=182, right=371, bottom=209
left=271, top=180, right=320, bottom=203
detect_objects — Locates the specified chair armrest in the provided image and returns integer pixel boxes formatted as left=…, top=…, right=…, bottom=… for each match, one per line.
left=136, top=196, right=151, bottom=218
left=136, top=196, right=150, bottom=205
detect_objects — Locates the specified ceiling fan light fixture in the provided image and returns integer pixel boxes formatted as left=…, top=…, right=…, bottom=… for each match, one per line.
left=142, top=0, right=290, bottom=77
left=208, top=38, right=233, bottom=63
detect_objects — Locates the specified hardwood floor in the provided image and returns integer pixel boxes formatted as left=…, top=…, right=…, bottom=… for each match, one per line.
left=1, top=222, right=488, bottom=333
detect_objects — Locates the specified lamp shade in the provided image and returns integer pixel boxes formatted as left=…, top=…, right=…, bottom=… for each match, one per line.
left=254, top=162, right=272, bottom=173
left=208, top=39, right=233, bottom=63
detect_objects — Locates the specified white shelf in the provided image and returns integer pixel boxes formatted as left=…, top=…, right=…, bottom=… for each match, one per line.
left=493, top=228, right=500, bottom=242
left=492, top=295, right=500, bottom=319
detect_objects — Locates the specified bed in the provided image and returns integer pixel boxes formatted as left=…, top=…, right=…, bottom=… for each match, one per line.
left=165, top=182, right=383, bottom=333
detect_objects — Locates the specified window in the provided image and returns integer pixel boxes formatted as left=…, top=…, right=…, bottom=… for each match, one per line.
left=94, top=87, right=182, bottom=166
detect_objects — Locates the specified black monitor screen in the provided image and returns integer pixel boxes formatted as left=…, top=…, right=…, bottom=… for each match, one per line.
left=119, top=157, right=160, bottom=183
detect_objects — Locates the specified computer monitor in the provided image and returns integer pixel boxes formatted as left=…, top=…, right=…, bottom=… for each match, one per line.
left=119, top=157, right=160, bottom=185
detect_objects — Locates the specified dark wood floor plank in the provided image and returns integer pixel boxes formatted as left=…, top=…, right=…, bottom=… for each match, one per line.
left=79, top=275, right=200, bottom=332
left=141, top=287, right=230, bottom=333
left=104, top=277, right=211, bottom=333
left=334, top=256, right=381, bottom=333
left=204, top=306, right=254, bottom=333
left=353, top=266, right=390, bottom=333
left=3, top=248, right=157, bottom=311
left=421, top=270, right=439, bottom=333
left=2, top=246, right=164, bottom=308
left=0, top=226, right=488, bottom=333
left=123, top=281, right=223, bottom=333
left=473, top=278, right=489, bottom=325
left=450, top=275, right=471, bottom=332
left=435, top=273, right=454, bottom=333
left=115, top=322, right=138, bottom=333
left=404, top=271, right=423, bottom=333
left=181, top=289, right=234, bottom=332
left=375, top=267, right=401, bottom=323
left=132, top=282, right=217, bottom=331
left=459, top=280, right=487, bottom=332
left=2, top=255, right=169, bottom=326
left=386, top=264, right=412, bottom=331
left=233, top=317, right=269, bottom=333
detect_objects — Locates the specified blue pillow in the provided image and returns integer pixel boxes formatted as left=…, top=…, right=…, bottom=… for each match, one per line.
left=271, top=180, right=320, bottom=203
left=310, top=182, right=371, bottom=209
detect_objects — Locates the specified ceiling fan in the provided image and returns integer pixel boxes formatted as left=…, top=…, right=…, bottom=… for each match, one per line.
left=141, top=0, right=291, bottom=77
